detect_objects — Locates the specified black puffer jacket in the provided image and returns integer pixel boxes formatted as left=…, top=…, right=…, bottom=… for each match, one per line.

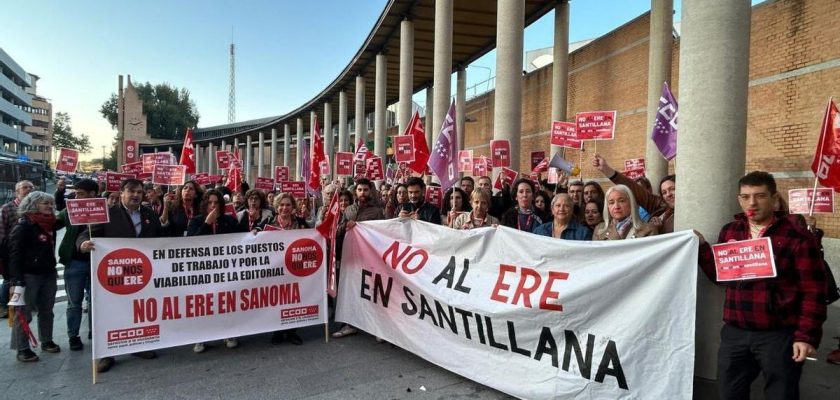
left=8, top=216, right=56, bottom=284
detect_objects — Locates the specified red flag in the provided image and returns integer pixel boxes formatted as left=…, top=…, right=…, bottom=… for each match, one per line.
left=532, top=157, right=549, bottom=173
left=315, top=190, right=340, bottom=239
left=405, top=111, right=430, bottom=174
left=179, top=128, right=196, bottom=174
left=811, top=99, right=840, bottom=191
left=310, top=116, right=326, bottom=191
left=225, top=153, right=243, bottom=193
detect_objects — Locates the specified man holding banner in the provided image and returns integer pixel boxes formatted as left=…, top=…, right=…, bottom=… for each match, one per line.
left=697, top=171, right=827, bottom=399
left=78, top=178, right=165, bottom=372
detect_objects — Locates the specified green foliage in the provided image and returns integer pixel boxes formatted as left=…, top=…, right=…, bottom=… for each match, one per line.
left=51, top=112, right=92, bottom=153
left=99, top=81, right=200, bottom=140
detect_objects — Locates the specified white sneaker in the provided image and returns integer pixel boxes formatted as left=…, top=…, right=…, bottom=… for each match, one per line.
left=193, top=343, right=205, bottom=353
left=224, top=338, right=238, bottom=349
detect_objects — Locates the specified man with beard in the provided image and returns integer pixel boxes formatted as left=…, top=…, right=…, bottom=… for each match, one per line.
left=398, top=177, right=442, bottom=225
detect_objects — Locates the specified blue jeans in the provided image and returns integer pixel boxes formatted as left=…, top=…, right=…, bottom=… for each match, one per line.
left=10, top=272, right=57, bottom=351
left=64, top=259, right=91, bottom=338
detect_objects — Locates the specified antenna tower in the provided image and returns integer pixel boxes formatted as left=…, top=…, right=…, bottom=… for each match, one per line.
left=228, top=32, right=236, bottom=123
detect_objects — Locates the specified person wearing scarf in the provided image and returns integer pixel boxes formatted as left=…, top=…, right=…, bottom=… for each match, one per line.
left=143, top=183, right=165, bottom=217
left=236, top=189, right=274, bottom=232
left=7, top=191, right=60, bottom=362
left=161, top=180, right=205, bottom=237
left=533, top=194, right=592, bottom=240
left=593, top=185, right=658, bottom=240
left=501, top=179, right=549, bottom=232
left=452, top=188, right=499, bottom=229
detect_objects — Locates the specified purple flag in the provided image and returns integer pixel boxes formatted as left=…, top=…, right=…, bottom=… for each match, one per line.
left=428, top=102, right=459, bottom=192
left=651, top=82, right=678, bottom=160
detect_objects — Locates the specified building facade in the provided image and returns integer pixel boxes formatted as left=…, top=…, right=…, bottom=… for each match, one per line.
left=24, top=74, right=52, bottom=166
left=0, top=47, right=33, bottom=159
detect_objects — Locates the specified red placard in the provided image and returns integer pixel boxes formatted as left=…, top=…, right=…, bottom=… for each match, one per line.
left=143, top=152, right=174, bottom=173
left=274, top=166, right=290, bottom=183
left=458, top=150, right=473, bottom=173
left=66, top=198, right=110, bottom=225
left=255, top=177, right=275, bottom=191
left=366, top=156, right=385, bottom=181
left=137, top=172, right=153, bottom=181
left=106, top=172, right=136, bottom=192
left=336, top=152, right=354, bottom=176
left=624, top=158, right=646, bottom=180
left=192, top=172, right=210, bottom=186
left=121, top=161, right=143, bottom=175
left=394, top=135, right=415, bottom=163
left=576, top=111, right=617, bottom=140
left=494, top=167, right=519, bottom=190
left=551, top=121, right=582, bottom=149
left=788, top=188, right=835, bottom=214
left=224, top=203, right=237, bottom=218
left=530, top=151, right=546, bottom=171
left=279, top=181, right=306, bottom=199
left=472, top=157, right=488, bottom=177
left=208, top=174, right=223, bottom=184
left=490, top=140, right=511, bottom=168
left=547, top=168, right=559, bottom=184
left=320, top=158, right=331, bottom=176
left=712, top=238, right=777, bottom=282
left=353, top=160, right=367, bottom=179
left=152, top=164, right=186, bottom=186
left=425, top=186, right=443, bottom=209
left=216, top=150, right=234, bottom=169
left=57, top=148, right=79, bottom=173
left=124, top=140, right=138, bottom=164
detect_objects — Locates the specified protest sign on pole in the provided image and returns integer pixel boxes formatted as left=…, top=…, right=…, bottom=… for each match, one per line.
left=788, top=188, right=834, bottom=214
left=494, top=167, right=519, bottom=191
left=192, top=172, right=210, bottom=186
left=424, top=186, right=443, bottom=209
left=394, top=135, right=415, bottom=163
left=152, top=164, right=186, bottom=186
left=121, top=161, right=143, bottom=175
left=550, top=121, right=582, bottom=149
left=366, top=156, right=385, bottom=181
left=255, top=177, right=275, bottom=192
left=711, top=237, right=777, bottom=281
left=472, top=157, right=488, bottom=177
left=458, top=150, right=473, bottom=173
left=57, top=148, right=79, bottom=173
left=623, top=158, right=646, bottom=180
left=336, top=221, right=698, bottom=400
left=489, top=140, right=511, bottom=168
left=106, top=172, right=137, bottom=192
left=279, top=181, right=306, bottom=199
left=274, top=166, right=290, bottom=184
left=91, top=230, right=327, bottom=358
left=576, top=111, right=617, bottom=140
left=335, top=152, right=354, bottom=176
left=143, top=152, right=175, bottom=173
left=66, top=198, right=110, bottom=225
left=216, top=151, right=234, bottom=170
left=530, top=151, right=546, bottom=171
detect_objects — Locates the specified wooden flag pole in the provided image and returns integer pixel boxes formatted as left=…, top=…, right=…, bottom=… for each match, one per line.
left=808, top=177, right=819, bottom=217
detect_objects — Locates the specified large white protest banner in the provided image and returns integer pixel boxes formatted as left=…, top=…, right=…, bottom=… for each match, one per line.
left=91, top=230, right=327, bottom=359
left=336, top=220, right=697, bottom=400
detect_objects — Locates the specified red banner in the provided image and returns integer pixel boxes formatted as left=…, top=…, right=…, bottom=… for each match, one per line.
left=490, top=140, right=511, bottom=168
left=124, top=140, right=138, bottom=164
left=336, top=152, right=354, bottom=176
left=106, top=172, right=136, bottom=192
left=143, top=152, right=174, bottom=173
left=811, top=99, right=840, bottom=190
left=279, top=181, right=306, bottom=199
left=366, top=156, right=385, bottom=181
left=66, top=198, right=110, bottom=225
left=624, top=158, right=646, bottom=180
left=712, top=238, right=777, bottom=282
left=121, top=161, right=143, bottom=175
left=788, top=188, right=835, bottom=214
left=152, top=164, right=186, bottom=186
left=274, top=166, right=290, bottom=183
left=394, top=135, right=416, bottom=163
left=576, top=111, right=617, bottom=140
left=425, top=186, right=443, bottom=209
left=57, top=148, right=79, bottom=173
left=216, top=151, right=234, bottom=170
left=255, top=177, right=275, bottom=191
left=551, top=121, right=582, bottom=149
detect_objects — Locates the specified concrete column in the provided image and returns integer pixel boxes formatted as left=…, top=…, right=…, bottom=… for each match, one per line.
left=425, top=86, right=434, bottom=150
left=296, top=118, right=304, bottom=179
left=674, top=0, right=751, bottom=384
left=310, top=110, right=317, bottom=168
left=245, top=135, right=252, bottom=184
left=374, top=53, right=387, bottom=159
left=645, top=0, right=675, bottom=187
left=456, top=67, right=466, bottom=154
left=233, top=138, right=240, bottom=161
left=354, top=76, right=366, bottom=148
left=207, top=143, right=214, bottom=175
left=338, top=91, right=349, bottom=152
left=399, top=18, right=415, bottom=135
left=194, top=144, right=202, bottom=173
left=494, top=0, right=525, bottom=172
left=551, top=0, right=570, bottom=157
left=432, top=0, right=453, bottom=144
left=257, top=131, right=265, bottom=178
left=220, top=140, right=226, bottom=175
left=284, top=124, right=291, bottom=167
left=270, top=129, right=277, bottom=179
left=324, top=102, right=333, bottom=175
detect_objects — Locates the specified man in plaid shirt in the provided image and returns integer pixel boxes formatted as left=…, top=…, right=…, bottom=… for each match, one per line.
left=0, top=180, right=35, bottom=319
left=698, top=171, right=827, bottom=399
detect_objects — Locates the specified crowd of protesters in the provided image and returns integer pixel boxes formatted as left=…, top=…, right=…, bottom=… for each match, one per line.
left=0, top=152, right=837, bottom=399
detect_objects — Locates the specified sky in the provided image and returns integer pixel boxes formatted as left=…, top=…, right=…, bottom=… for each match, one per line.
left=1, top=0, right=761, bottom=161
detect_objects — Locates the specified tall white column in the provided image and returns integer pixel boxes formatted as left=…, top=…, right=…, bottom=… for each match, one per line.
left=495, top=0, right=525, bottom=172
left=244, top=135, right=252, bottom=185
left=324, top=102, right=333, bottom=175
left=456, top=67, right=466, bottom=154
left=257, top=131, right=265, bottom=178
left=194, top=144, right=201, bottom=174
left=283, top=124, right=291, bottom=167
left=296, top=118, right=304, bottom=179
left=551, top=0, right=570, bottom=157
left=399, top=18, right=415, bottom=135
left=310, top=110, right=317, bottom=167
left=338, top=91, right=349, bottom=153
left=219, top=140, right=226, bottom=175
left=207, top=143, right=214, bottom=175
left=233, top=138, right=240, bottom=161
left=374, top=53, right=387, bottom=159
left=433, top=0, right=453, bottom=144
left=270, top=129, right=277, bottom=178
left=645, top=0, right=675, bottom=186
left=675, top=0, right=751, bottom=383
left=425, top=86, right=434, bottom=150
left=354, top=76, right=366, bottom=148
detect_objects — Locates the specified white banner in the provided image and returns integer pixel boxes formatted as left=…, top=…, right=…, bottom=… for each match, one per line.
left=336, top=220, right=698, bottom=400
left=91, top=230, right=327, bottom=358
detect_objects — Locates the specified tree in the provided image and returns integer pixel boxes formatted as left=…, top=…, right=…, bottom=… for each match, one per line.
left=52, top=112, right=92, bottom=153
left=100, top=82, right=200, bottom=140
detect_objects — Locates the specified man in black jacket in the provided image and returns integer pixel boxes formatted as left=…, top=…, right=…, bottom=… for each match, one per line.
left=400, top=177, right=442, bottom=225
left=77, top=178, right=164, bottom=373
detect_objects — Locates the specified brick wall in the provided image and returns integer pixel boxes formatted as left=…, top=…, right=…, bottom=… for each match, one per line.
left=463, top=0, right=840, bottom=237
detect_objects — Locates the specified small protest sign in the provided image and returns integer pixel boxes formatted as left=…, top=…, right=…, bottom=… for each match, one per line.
left=712, top=237, right=777, bottom=282
left=152, top=164, right=186, bottom=186
left=576, top=111, right=617, bottom=140
left=66, top=198, right=110, bottom=225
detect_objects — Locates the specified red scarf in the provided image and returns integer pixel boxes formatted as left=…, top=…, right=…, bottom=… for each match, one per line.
left=28, top=213, right=56, bottom=239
